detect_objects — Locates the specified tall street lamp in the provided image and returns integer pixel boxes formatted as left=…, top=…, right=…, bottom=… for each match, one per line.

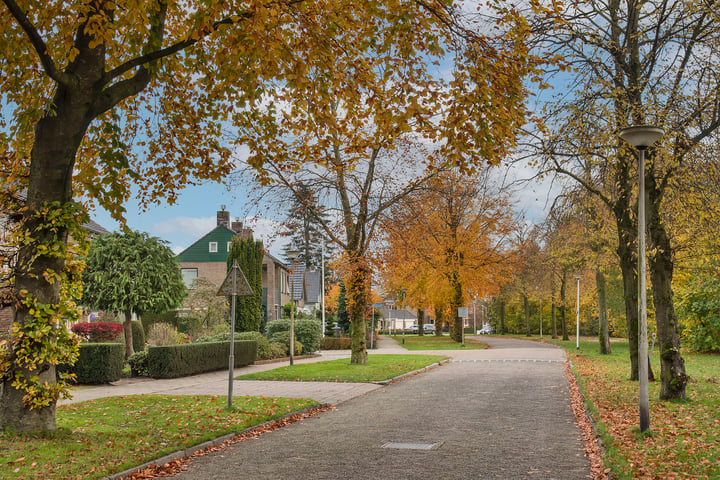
left=619, top=124, right=664, bottom=433
left=287, top=249, right=300, bottom=366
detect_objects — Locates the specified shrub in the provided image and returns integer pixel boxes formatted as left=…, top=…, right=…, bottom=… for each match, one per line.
left=235, top=331, right=273, bottom=359
left=127, top=350, right=149, bottom=376
left=265, top=318, right=320, bottom=354
left=131, top=320, right=146, bottom=352
left=321, top=337, right=351, bottom=350
left=148, top=322, right=180, bottom=346
left=268, top=331, right=302, bottom=356
left=59, top=343, right=125, bottom=383
left=147, top=340, right=256, bottom=378
left=71, top=322, right=124, bottom=343
left=265, top=318, right=291, bottom=337
left=268, top=342, right=287, bottom=358
left=294, top=318, right=322, bottom=353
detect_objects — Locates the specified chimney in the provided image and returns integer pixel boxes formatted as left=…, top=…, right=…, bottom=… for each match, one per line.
left=231, top=218, right=244, bottom=234
left=217, top=207, right=230, bottom=228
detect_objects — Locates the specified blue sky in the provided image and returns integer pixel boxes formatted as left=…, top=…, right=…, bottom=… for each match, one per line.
left=87, top=160, right=557, bottom=259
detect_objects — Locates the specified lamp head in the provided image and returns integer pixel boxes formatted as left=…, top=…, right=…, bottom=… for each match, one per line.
left=619, top=125, right=664, bottom=149
left=286, top=249, right=300, bottom=260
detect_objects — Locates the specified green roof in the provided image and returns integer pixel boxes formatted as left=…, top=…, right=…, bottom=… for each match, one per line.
left=175, top=226, right=237, bottom=263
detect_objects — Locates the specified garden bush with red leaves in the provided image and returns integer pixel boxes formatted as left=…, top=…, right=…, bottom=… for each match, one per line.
left=71, top=321, right=124, bottom=342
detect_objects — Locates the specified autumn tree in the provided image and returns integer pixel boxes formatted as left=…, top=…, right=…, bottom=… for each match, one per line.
left=0, top=0, right=550, bottom=431
left=528, top=0, right=720, bottom=398
left=81, top=231, right=186, bottom=358
left=233, top=0, right=550, bottom=363
left=380, top=170, right=519, bottom=342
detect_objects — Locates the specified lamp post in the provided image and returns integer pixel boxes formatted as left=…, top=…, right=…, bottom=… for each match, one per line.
left=574, top=274, right=581, bottom=350
left=620, top=124, right=664, bottom=433
left=400, top=288, right=407, bottom=344
left=287, top=249, right=300, bottom=366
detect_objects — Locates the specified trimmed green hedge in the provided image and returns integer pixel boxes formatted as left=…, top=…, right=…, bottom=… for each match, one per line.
left=60, top=343, right=125, bottom=384
left=147, top=340, right=256, bottom=379
left=321, top=337, right=351, bottom=350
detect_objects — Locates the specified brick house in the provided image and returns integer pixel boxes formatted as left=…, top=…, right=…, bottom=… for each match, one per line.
left=176, top=209, right=293, bottom=323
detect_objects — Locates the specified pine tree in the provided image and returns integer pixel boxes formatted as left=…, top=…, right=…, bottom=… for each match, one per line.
left=283, top=185, right=333, bottom=268
left=227, top=235, right=264, bottom=332
left=337, top=282, right=350, bottom=334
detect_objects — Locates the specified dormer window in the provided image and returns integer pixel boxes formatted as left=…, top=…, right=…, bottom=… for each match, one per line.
left=209, top=242, right=218, bottom=252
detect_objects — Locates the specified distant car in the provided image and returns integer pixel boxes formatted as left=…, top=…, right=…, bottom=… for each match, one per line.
left=409, top=325, right=419, bottom=333
left=423, top=324, right=435, bottom=334
left=478, top=324, right=494, bottom=335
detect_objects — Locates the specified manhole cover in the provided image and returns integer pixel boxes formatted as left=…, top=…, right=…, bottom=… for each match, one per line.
left=381, top=442, right=442, bottom=450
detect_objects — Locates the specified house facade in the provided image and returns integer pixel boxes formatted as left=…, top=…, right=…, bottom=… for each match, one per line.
left=176, top=209, right=292, bottom=323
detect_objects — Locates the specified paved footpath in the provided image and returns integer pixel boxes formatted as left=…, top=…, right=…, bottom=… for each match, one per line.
left=144, top=336, right=591, bottom=480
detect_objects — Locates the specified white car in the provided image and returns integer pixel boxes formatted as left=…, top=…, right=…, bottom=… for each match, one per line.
left=478, top=324, right=494, bottom=335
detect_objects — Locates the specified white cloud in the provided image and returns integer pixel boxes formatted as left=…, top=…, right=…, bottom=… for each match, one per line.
left=152, top=216, right=216, bottom=237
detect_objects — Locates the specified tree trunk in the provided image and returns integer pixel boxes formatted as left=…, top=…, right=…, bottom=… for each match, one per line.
left=418, top=308, right=425, bottom=336
left=1, top=84, right=92, bottom=431
left=551, top=301, right=558, bottom=339
left=524, top=294, right=531, bottom=336
left=498, top=300, right=505, bottom=335
left=434, top=306, right=444, bottom=336
left=560, top=273, right=569, bottom=341
left=347, top=260, right=370, bottom=364
left=124, top=309, right=135, bottom=358
left=449, top=276, right=463, bottom=343
left=647, top=179, right=687, bottom=399
left=596, top=268, right=611, bottom=354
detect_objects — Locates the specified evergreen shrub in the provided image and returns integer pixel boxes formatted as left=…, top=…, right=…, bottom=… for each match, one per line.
left=235, top=331, right=273, bottom=359
left=131, top=320, right=146, bottom=352
left=61, top=343, right=125, bottom=383
left=127, top=350, right=149, bottom=376
left=147, top=340, right=256, bottom=378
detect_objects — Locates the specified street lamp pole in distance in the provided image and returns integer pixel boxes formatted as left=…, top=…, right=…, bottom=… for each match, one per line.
left=286, top=249, right=300, bottom=366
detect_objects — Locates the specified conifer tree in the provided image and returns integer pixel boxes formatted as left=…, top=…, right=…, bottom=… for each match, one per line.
left=227, top=235, right=264, bottom=332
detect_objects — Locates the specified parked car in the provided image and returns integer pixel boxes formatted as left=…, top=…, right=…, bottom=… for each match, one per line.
left=423, top=324, right=435, bottom=334
left=478, top=324, right=494, bottom=335
left=409, top=325, right=419, bottom=333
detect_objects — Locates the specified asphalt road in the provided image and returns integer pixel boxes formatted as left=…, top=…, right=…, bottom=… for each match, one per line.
left=167, top=337, right=591, bottom=480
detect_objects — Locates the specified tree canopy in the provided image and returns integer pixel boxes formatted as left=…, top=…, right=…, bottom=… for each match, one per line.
left=81, top=231, right=186, bottom=357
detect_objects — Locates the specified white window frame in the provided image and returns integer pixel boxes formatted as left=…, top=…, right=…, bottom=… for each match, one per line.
left=209, top=242, right=218, bottom=253
left=181, top=268, right=198, bottom=289
left=227, top=241, right=232, bottom=252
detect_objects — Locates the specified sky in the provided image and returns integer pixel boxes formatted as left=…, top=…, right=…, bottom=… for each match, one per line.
left=88, top=160, right=559, bottom=259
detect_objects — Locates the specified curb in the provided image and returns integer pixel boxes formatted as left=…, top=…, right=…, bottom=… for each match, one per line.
left=372, top=358, right=450, bottom=385
left=105, top=404, right=331, bottom=480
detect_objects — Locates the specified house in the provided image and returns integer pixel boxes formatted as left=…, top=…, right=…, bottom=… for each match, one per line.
left=377, top=305, right=418, bottom=333
left=290, top=262, right=323, bottom=313
left=175, top=209, right=292, bottom=323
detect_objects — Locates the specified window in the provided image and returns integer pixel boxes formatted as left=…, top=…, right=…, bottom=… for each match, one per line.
left=181, top=268, right=198, bottom=289
left=227, top=241, right=232, bottom=252
left=209, top=242, right=218, bottom=253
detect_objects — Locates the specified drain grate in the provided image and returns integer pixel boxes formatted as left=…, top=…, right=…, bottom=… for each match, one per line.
left=381, top=442, right=442, bottom=450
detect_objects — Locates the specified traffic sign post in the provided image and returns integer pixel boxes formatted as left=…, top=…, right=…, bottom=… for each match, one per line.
left=218, top=260, right=254, bottom=409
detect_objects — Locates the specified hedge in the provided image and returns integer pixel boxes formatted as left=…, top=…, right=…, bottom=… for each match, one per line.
left=59, top=343, right=125, bottom=384
left=147, top=340, right=256, bottom=379
left=321, top=337, right=351, bottom=350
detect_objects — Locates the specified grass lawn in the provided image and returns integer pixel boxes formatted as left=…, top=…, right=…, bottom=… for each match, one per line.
left=236, top=354, right=448, bottom=382
left=391, top=334, right=487, bottom=350
left=0, top=395, right=317, bottom=480
left=544, top=337, right=719, bottom=480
